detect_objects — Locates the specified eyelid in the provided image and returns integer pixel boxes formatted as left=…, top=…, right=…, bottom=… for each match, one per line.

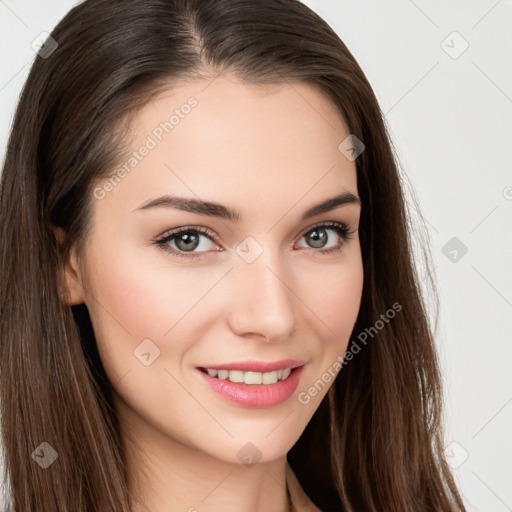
left=295, top=219, right=346, bottom=240
left=155, top=225, right=218, bottom=242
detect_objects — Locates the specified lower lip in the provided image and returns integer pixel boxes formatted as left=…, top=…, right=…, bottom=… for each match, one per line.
left=196, top=365, right=306, bottom=408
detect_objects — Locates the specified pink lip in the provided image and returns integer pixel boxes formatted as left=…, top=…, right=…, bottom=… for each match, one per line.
left=197, top=359, right=306, bottom=373
left=195, top=364, right=306, bottom=408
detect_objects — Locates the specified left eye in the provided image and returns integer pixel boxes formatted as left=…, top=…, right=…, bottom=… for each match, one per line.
left=296, top=223, right=350, bottom=252
left=154, top=222, right=352, bottom=259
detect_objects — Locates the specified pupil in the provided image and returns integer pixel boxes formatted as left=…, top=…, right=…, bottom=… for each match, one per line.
left=308, top=229, right=326, bottom=248
left=177, top=232, right=199, bottom=251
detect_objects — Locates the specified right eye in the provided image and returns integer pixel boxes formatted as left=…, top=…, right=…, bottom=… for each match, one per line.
left=154, top=226, right=221, bottom=259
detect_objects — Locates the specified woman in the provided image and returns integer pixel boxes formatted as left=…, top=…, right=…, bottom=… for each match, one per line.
left=0, top=0, right=467, bottom=511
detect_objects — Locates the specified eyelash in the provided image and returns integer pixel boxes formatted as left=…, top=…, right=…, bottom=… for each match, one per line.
left=153, top=221, right=354, bottom=260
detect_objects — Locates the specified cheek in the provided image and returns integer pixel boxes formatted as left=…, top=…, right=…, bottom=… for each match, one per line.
left=81, top=243, right=229, bottom=370
left=299, top=253, right=363, bottom=346
left=80, top=246, right=227, bottom=434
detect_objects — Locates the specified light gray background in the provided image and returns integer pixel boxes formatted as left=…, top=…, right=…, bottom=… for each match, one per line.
left=1, top=1, right=511, bottom=511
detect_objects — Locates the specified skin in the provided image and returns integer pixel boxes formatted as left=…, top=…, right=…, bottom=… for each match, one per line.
left=58, top=74, right=364, bottom=512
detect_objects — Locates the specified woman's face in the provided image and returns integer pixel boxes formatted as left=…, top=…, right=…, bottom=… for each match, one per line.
left=64, top=74, right=363, bottom=465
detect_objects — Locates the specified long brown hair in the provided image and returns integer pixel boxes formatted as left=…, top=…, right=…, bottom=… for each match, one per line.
left=0, top=0, right=466, bottom=510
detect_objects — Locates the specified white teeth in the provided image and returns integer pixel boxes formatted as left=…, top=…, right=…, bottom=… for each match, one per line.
left=203, top=367, right=293, bottom=385
left=262, top=371, right=277, bottom=384
left=228, top=370, right=245, bottom=383
left=244, top=371, right=262, bottom=385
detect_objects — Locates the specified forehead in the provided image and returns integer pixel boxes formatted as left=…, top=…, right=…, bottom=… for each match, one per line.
left=98, top=75, right=358, bottom=219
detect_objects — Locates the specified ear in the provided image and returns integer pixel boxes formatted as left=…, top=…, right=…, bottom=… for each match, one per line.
left=51, top=225, right=87, bottom=306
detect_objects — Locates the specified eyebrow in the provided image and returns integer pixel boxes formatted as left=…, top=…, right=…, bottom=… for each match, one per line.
left=132, top=191, right=361, bottom=222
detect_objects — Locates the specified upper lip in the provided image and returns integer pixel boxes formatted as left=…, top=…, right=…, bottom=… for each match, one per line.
left=198, top=359, right=307, bottom=373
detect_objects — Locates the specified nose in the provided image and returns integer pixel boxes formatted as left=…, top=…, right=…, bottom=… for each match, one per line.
left=225, top=245, right=298, bottom=342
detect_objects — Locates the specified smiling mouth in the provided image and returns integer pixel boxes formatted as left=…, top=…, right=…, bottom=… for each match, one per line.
left=198, top=367, right=295, bottom=385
